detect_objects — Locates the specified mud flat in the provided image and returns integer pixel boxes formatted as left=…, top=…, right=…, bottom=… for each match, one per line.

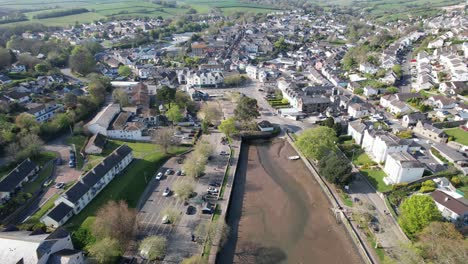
left=217, top=139, right=361, bottom=264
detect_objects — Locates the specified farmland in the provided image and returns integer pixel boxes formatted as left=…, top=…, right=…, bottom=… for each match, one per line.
left=0, top=0, right=283, bottom=27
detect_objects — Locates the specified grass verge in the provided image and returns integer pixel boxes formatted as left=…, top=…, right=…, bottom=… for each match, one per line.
left=360, top=168, right=392, bottom=193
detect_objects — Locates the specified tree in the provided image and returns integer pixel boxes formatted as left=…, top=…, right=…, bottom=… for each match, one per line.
left=112, top=88, right=129, bottom=106
left=392, top=64, right=402, bottom=79
left=161, top=206, right=180, bottom=224
left=139, top=236, right=167, bottom=261
left=92, top=200, right=137, bottom=248
left=63, top=93, right=78, bottom=108
left=198, top=103, right=222, bottom=125
left=15, top=113, right=39, bottom=132
left=173, top=179, right=195, bottom=201
left=88, top=81, right=107, bottom=105
left=318, top=152, right=352, bottom=186
left=234, top=96, right=259, bottom=122
left=82, top=41, right=104, bottom=55
left=88, top=237, right=121, bottom=263
left=218, top=117, right=237, bottom=137
left=354, top=87, right=364, bottom=95
left=69, top=45, right=95, bottom=75
left=195, top=220, right=230, bottom=247
left=398, top=195, right=442, bottom=238
left=417, top=222, right=468, bottom=263
left=151, top=127, right=177, bottom=154
left=34, top=63, right=49, bottom=73
left=0, top=47, right=13, bottom=69
left=224, top=74, right=248, bottom=86
left=296, top=126, right=337, bottom=160
left=18, top=53, right=40, bottom=70
left=118, top=65, right=132, bottom=77
left=156, top=86, right=176, bottom=108
left=183, top=152, right=207, bottom=179
left=166, top=105, right=183, bottom=124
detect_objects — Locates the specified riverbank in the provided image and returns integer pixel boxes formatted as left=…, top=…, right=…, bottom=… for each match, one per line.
left=218, top=139, right=361, bottom=263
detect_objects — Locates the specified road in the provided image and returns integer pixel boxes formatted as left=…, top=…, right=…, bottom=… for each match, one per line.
left=398, top=51, right=413, bottom=93
left=347, top=170, right=409, bottom=249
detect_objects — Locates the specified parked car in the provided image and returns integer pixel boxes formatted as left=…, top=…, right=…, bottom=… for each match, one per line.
left=209, top=181, right=221, bottom=187
left=165, top=169, right=174, bottom=175
left=155, top=172, right=163, bottom=180
left=162, top=215, right=170, bottom=224
left=186, top=205, right=195, bottom=215
left=54, top=182, right=65, bottom=189
left=163, top=187, right=171, bottom=197
left=43, top=179, right=53, bottom=187
left=202, top=202, right=215, bottom=214
left=176, top=170, right=182, bottom=176
left=68, top=160, right=75, bottom=168
left=207, top=187, right=219, bottom=194
left=220, top=151, right=229, bottom=156
left=177, top=158, right=183, bottom=164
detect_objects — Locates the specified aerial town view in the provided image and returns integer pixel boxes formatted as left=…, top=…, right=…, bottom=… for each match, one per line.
left=0, top=0, right=467, bottom=263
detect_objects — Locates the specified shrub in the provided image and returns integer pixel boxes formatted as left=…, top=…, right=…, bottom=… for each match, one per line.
left=450, top=176, right=461, bottom=187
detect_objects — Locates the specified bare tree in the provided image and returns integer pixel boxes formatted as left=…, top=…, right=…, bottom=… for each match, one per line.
left=183, top=152, right=207, bottom=179
left=92, top=200, right=137, bottom=248
left=197, top=102, right=222, bottom=125
left=151, top=127, right=178, bottom=154
left=195, top=219, right=230, bottom=247
left=112, top=88, right=130, bottom=106
left=139, top=236, right=167, bottom=261
left=173, top=179, right=195, bottom=201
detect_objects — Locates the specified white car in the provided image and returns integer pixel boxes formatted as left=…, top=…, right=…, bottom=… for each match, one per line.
left=54, top=182, right=65, bottom=189
left=207, top=187, right=219, bottom=193
left=163, top=187, right=171, bottom=197
left=162, top=215, right=170, bottom=224
left=156, top=172, right=163, bottom=180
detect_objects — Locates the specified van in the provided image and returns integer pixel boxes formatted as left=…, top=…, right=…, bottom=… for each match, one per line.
left=162, top=215, right=170, bottom=224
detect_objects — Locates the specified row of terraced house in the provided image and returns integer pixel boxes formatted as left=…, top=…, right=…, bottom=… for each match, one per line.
left=41, top=145, right=133, bottom=228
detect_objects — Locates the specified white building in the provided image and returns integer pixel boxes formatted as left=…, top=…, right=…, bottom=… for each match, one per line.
left=186, top=70, right=224, bottom=88
left=347, top=120, right=368, bottom=145
left=362, top=130, right=409, bottom=163
left=245, top=65, right=258, bottom=79
left=383, top=152, right=425, bottom=184
left=41, top=145, right=133, bottom=228
left=431, top=190, right=468, bottom=222
left=26, top=103, right=63, bottom=123
left=0, top=229, right=84, bottom=264
left=347, top=103, right=370, bottom=119
left=85, top=104, right=121, bottom=135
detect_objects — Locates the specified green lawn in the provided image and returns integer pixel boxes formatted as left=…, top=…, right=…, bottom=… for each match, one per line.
left=66, top=135, right=87, bottom=169
left=353, top=152, right=376, bottom=167
left=65, top=142, right=188, bottom=230
left=445, top=128, right=468, bottom=146
left=360, top=168, right=392, bottom=192
left=23, top=162, right=54, bottom=194
left=24, top=192, right=60, bottom=224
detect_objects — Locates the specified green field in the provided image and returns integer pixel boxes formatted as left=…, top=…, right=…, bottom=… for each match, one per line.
left=0, top=0, right=283, bottom=27
left=445, top=127, right=468, bottom=146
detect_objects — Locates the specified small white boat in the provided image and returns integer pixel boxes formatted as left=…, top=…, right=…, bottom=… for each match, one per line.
left=288, top=156, right=300, bottom=160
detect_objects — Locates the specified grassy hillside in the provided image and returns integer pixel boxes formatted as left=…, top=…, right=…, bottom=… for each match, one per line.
left=0, top=0, right=282, bottom=27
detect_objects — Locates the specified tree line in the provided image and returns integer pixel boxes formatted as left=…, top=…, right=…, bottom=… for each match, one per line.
left=33, top=8, right=89, bottom=20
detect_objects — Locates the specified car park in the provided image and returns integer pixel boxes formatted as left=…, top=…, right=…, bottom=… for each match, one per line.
left=155, top=172, right=163, bottom=180
left=163, top=187, right=171, bottom=197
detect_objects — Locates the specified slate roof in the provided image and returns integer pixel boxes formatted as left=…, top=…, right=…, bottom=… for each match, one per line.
left=45, top=202, right=73, bottom=223
left=431, top=190, right=468, bottom=216
left=62, top=144, right=132, bottom=204
left=0, top=159, right=38, bottom=192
